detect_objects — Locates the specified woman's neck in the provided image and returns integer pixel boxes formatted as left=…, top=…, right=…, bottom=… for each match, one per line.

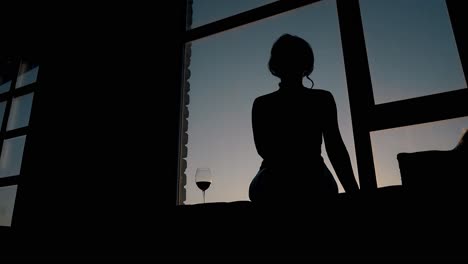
left=279, top=78, right=304, bottom=90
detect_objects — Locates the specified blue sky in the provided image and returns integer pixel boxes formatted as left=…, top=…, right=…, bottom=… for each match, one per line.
left=184, top=0, right=466, bottom=204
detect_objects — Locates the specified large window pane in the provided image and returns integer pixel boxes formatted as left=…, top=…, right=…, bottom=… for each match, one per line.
left=360, top=0, right=466, bottom=104
left=0, top=58, right=17, bottom=94
left=0, top=185, right=17, bottom=227
left=6, top=93, right=34, bottom=131
left=0, top=136, right=27, bottom=178
left=371, top=117, right=468, bottom=187
left=184, top=0, right=358, bottom=204
left=0, top=79, right=11, bottom=94
left=15, top=61, right=39, bottom=89
left=190, top=0, right=276, bottom=29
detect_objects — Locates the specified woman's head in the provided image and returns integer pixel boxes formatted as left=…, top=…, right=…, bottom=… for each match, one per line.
left=268, top=34, right=314, bottom=80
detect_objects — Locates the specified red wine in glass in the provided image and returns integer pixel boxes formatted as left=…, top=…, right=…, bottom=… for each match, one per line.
left=196, top=181, right=211, bottom=192
left=195, top=168, right=212, bottom=203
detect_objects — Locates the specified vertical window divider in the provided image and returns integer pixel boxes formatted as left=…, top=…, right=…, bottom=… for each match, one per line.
left=446, top=0, right=468, bottom=86
left=337, top=0, right=377, bottom=191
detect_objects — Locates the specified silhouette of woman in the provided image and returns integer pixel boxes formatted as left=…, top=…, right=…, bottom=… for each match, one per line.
left=249, top=34, right=359, bottom=204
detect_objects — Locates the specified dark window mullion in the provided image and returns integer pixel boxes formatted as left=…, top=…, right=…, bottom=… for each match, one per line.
left=12, top=84, right=36, bottom=99
left=177, top=0, right=190, bottom=206
left=369, top=89, right=468, bottom=132
left=446, top=0, right=468, bottom=84
left=0, top=84, right=37, bottom=103
left=185, top=0, right=321, bottom=42
left=3, top=127, right=29, bottom=140
left=0, top=176, right=19, bottom=188
left=337, top=0, right=377, bottom=191
left=0, top=92, right=10, bottom=103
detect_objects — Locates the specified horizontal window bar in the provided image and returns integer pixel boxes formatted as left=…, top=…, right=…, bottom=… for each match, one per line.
left=0, top=85, right=37, bottom=102
left=185, top=0, right=321, bottom=42
left=369, top=88, right=468, bottom=131
left=2, top=127, right=29, bottom=140
left=0, top=176, right=19, bottom=188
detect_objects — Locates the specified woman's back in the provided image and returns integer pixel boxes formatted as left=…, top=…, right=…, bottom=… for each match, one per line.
left=249, top=33, right=358, bottom=203
left=252, top=86, right=332, bottom=169
left=251, top=85, right=339, bottom=201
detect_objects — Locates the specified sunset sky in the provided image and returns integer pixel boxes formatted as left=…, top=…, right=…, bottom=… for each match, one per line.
left=184, top=0, right=466, bottom=204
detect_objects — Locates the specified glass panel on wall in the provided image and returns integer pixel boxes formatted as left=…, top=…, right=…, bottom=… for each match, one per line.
left=6, top=93, right=34, bottom=131
left=360, top=0, right=466, bottom=104
left=0, top=77, right=11, bottom=94
left=189, top=0, right=277, bottom=29
left=371, top=116, right=468, bottom=187
left=184, top=0, right=358, bottom=204
left=0, top=58, right=17, bottom=94
left=0, top=185, right=17, bottom=227
left=0, top=136, right=27, bottom=178
left=15, top=61, right=39, bottom=89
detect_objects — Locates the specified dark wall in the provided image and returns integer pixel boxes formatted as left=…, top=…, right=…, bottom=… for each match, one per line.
left=6, top=2, right=185, bottom=258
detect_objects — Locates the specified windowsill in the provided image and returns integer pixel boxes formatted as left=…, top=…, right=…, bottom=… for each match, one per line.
left=176, top=185, right=406, bottom=209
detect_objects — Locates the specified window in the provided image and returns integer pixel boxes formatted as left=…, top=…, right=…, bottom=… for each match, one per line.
left=190, top=0, right=277, bottom=29
left=0, top=77, right=11, bottom=95
left=15, top=61, right=39, bottom=89
left=0, top=136, right=27, bottom=178
left=360, top=0, right=466, bottom=104
left=179, top=0, right=468, bottom=204
left=6, top=93, right=34, bottom=131
left=371, top=117, right=468, bottom=187
left=0, top=185, right=17, bottom=227
left=182, top=0, right=358, bottom=204
left=0, top=57, right=39, bottom=226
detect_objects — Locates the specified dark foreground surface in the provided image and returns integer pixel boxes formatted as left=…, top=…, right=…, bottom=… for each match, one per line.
left=2, top=186, right=468, bottom=261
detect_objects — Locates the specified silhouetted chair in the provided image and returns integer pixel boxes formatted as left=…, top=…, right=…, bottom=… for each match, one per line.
left=397, top=129, right=467, bottom=204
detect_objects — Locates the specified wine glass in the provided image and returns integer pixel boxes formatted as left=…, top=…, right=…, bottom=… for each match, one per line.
left=195, top=168, right=212, bottom=204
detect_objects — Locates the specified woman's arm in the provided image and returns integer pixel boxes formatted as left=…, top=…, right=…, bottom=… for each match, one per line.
left=252, top=98, right=267, bottom=159
left=322, top=92, right=359, bottom=193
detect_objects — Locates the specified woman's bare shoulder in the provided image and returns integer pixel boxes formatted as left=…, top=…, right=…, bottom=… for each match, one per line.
left=253, top=91, right=281, bottom=103
left=308, top=88, right=333, bottom=97
left=306, top=88, right=334, bottom=102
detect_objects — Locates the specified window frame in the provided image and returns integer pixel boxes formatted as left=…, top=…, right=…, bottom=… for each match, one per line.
left=0, top=56, right=39, bottom=226
left=177, top=0, right=468, bottom=203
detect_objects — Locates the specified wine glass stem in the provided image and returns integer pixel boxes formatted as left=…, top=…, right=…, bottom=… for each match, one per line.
left=203, top=191, right=206, bottom=204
